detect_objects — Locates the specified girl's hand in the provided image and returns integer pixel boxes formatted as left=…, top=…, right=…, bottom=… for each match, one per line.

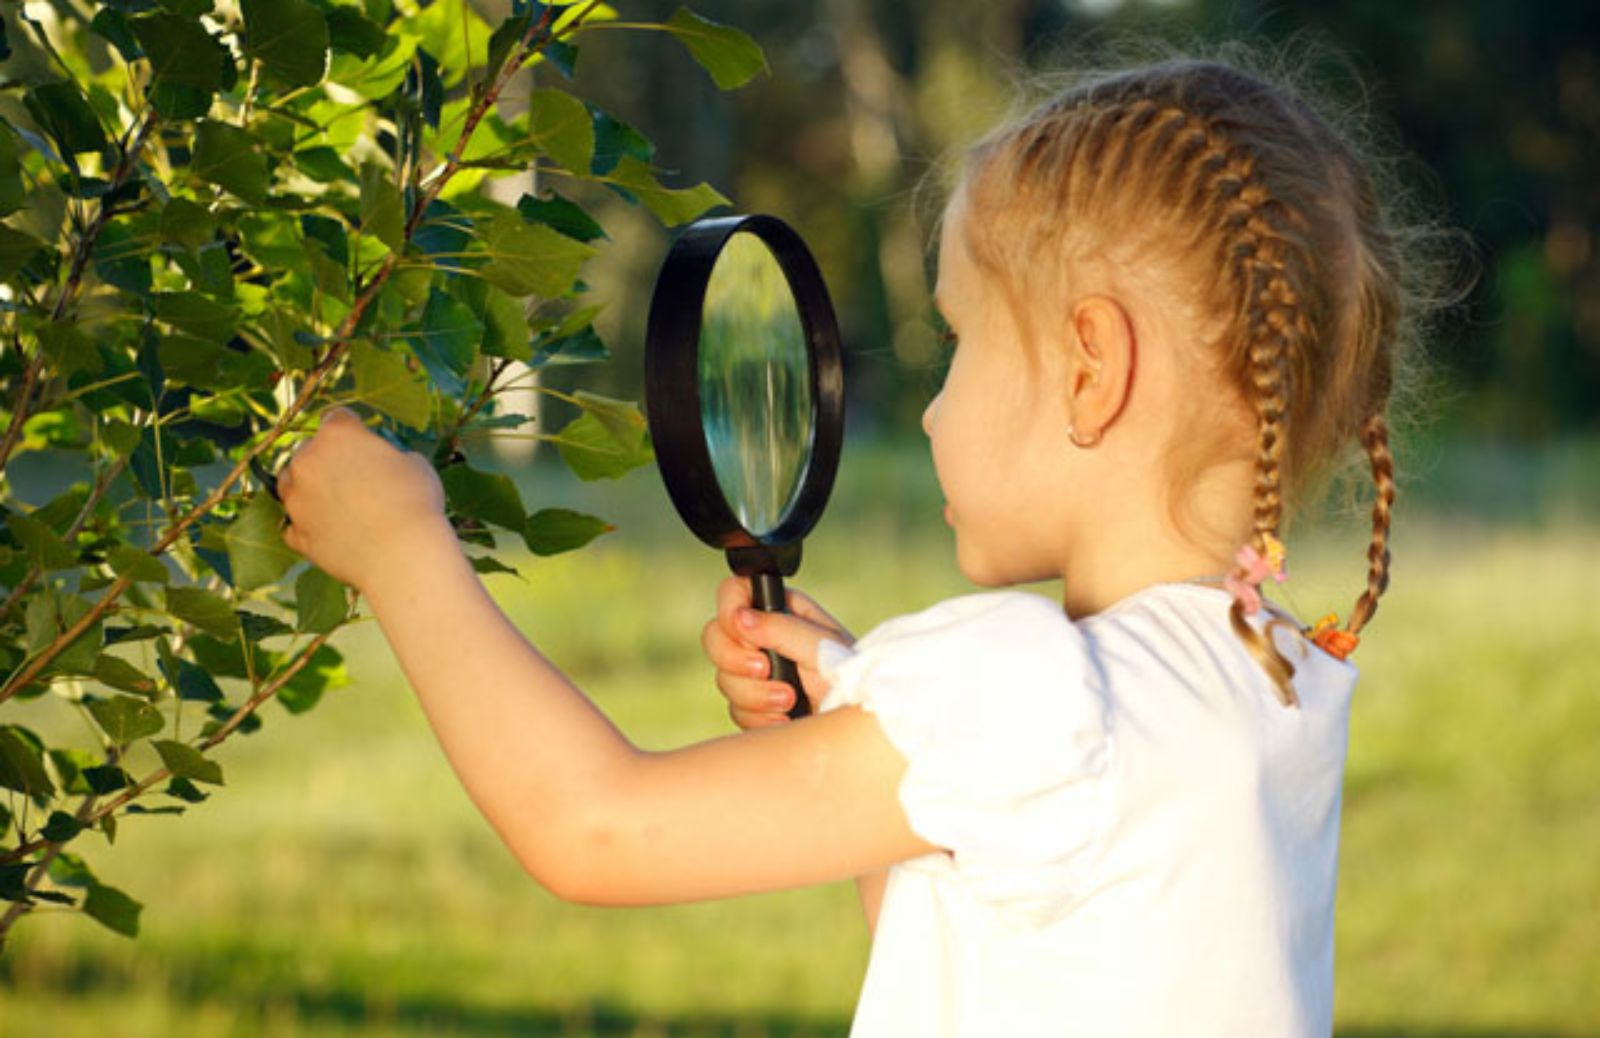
left=277, top=408, right=453, bottom=592
left=701, top=576, right=855, bottom=728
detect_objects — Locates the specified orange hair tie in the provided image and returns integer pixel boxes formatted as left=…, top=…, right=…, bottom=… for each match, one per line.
left=1308, top=613, right=1360, bottom=661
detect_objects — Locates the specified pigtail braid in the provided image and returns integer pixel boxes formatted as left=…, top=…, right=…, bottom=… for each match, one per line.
left=1345, top=412, right=1395, bottom=634
left=1215, top=149, right=1316, bottom=707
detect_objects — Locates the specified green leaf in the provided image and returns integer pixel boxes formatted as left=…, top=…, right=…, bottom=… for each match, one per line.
left=41, top=811, right=83, bottom=842
left=224, top=493, right=299, bottom=591
left=294, top=567, right=348, bottom=634
left=471, top=286, right=526, bottom=361
left=664, top=7, right=767, bottom=90
left=82, top=765, right=130, bottom=794
left=359, top=161, right=405, bottom=252
left=163, top=658, right=222, bottom=702
left=52, top=594, right=103, bottom=676
left=517, top=192, right=606, bottom=243
left=24, top=82, right=108, bottom=157
left=555, top=410, right=654, bottom=482
left=129, top=13, right=228, bottom=92
left=524, top=88, right=594, bottom=173
left=479, top=210, right=594, bottom=299
left=48, top=748, right=96, bottom=796
left=590, top=110, right=654, bottom=175
left=93, top=655, right=158, bottom=696
left=7, top=513, right=76, bottom=570
left=242, top=0, right=330, bottom=88
left=0, top=726, right=55, bottom=797
left=0, top=125, right=25, bottom=218
left=239, top=611, right=293, bottom=643
left=49, top=852, right=97, bottom=888
left=84, top=882, right=142, bottom=937
left=573, top=390, right=646, bottom=445
left=192, top=122, right=270, bottom=204
left=109, top=545, right=169, bottom=584
left=530, top=325, right=609, bottom=368
left=294, top=146, right=353, bottom=184
left=158, top=0, right=214, bottom=17
left=607, top=155, right=728, bottom=227
left=90, top=9, right=143, bottom=63
left=351, top=343, right=431, bottom=430
left=326, top=7, right=385, bottom=59
left=37, top=321, right=101, bottom=378
left=157, top=336, right=273, bottom=391
left=523, top=508, right=613, bottom=556
left=440, top=465, right=525, bottom=532
left=0, top=865, right=29, bottom=902
left=0, top=225, right=47, bottom=281
left=87, top=695, right=164, bottom=744
left=277, top=643, right=346, bottom=714
left=166, top=586, right=239, bottom=641
left=329, top=33, right=417, bottom=99
left=160, top=198, right=217, bottom=251
left=152, top=740, right=224, bottom=785
left=470, top=555, right=522, bottom=578
left=165, top=776, right=209, bottom=802
left=24, top=589, right=56, bottom=654
left=408, top=289, right=482, bottom=395
left=155, top=292, right=238, bottom=342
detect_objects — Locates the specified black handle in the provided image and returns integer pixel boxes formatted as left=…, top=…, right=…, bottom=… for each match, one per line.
left=749, top=572, right=811, bottom=719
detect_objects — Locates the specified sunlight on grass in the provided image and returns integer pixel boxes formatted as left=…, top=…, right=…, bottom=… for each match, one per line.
left=3, top=441, right=1597, bottom=1036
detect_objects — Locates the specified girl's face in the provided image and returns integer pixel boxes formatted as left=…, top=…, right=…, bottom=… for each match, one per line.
left=923, top=203, right=1073, bottom=586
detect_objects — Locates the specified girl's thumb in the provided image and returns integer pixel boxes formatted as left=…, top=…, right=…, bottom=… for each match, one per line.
left=735, top=607, right=828, bottom=666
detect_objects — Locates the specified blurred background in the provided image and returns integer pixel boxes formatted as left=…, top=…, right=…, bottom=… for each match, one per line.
left=5, top=0, right=1598, bottom=1035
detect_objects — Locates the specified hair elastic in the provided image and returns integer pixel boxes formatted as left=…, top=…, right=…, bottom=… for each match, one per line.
left=1308, top=614, right=1360, bottom=661
left=1224, top=532, right=1287, bottom=615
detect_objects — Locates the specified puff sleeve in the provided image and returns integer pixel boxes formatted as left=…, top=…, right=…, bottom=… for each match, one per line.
left=817, top=592, right=1113, bottom=926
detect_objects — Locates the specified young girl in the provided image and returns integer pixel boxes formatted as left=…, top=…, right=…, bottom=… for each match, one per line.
left=280, top=57, right=1428, bottom=1036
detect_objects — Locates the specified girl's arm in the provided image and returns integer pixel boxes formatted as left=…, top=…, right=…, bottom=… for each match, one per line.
left=279, top=410, right=936, bottom=905
left=701, top=577, right=891, bottom=931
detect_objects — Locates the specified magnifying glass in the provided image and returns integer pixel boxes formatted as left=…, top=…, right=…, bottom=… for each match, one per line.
left=645, top=214, right=845, bottom=720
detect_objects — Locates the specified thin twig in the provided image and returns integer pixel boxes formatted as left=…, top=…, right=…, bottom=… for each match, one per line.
left=0, top=629, right=335, bottom=870
left=0, top=457, right=130, bottom=621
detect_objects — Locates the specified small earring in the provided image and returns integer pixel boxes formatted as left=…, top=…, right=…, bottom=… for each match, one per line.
left=1068, top=423, right=1101, bottom=449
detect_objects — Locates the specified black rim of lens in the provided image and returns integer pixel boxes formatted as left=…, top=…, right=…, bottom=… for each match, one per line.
left=644, top=213, right=845, bottom=551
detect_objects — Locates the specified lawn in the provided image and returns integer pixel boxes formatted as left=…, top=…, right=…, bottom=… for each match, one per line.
left=2, top=438, right=1597, bottom=1037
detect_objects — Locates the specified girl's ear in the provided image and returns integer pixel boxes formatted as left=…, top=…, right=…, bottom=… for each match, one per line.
left=1064, top=295, right=1135, bottom=440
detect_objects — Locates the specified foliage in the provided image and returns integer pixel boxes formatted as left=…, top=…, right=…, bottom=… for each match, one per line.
left=0, top=0, right=763, bottom=945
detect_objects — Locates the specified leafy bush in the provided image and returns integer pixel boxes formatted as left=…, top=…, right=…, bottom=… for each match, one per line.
left=0, top=0, right=762, bottom=946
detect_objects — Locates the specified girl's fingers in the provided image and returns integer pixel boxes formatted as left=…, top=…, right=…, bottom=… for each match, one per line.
left=715, top=670, right=793, bottom=715
left=701, top=617, right=768, bottom=677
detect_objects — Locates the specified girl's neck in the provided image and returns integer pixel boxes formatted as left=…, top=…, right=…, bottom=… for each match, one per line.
left=1056, top=460, right=1254, bottom=621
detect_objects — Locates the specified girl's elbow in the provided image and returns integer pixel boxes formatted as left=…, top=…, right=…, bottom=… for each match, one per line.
left=504, top=805, right=636, bottom=906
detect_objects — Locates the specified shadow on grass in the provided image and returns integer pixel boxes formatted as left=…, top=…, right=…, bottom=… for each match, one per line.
left=5, top=966, right=1588, bottom=1038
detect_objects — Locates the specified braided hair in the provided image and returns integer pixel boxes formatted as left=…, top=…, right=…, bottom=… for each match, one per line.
left=958, top=59, right=1416, bottom=705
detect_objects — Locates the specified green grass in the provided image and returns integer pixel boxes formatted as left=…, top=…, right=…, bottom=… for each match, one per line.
left=2, top=439, right=1598, bottom=1036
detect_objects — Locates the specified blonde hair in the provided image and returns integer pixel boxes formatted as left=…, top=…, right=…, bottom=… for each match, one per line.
left=955, top=53, right=1456, bottom=704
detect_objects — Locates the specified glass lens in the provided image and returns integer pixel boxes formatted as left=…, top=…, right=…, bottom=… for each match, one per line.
left=698, top=232, right=815, bottom=537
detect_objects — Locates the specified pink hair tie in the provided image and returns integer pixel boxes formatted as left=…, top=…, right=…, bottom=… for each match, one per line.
left=1224, top=533, right=1287, bottom=615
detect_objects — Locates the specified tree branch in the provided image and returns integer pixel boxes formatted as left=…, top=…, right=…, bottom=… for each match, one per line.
left=0, top=8, right=579, bottom=704
left=0, top=629, right=335, bottom=870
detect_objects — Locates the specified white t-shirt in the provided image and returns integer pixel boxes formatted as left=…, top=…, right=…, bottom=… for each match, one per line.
left=816, top=584, right=1356, bottom=1037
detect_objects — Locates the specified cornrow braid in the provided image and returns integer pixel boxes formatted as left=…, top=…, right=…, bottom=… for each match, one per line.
left=1215, top=142, right=1317, bottom=707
